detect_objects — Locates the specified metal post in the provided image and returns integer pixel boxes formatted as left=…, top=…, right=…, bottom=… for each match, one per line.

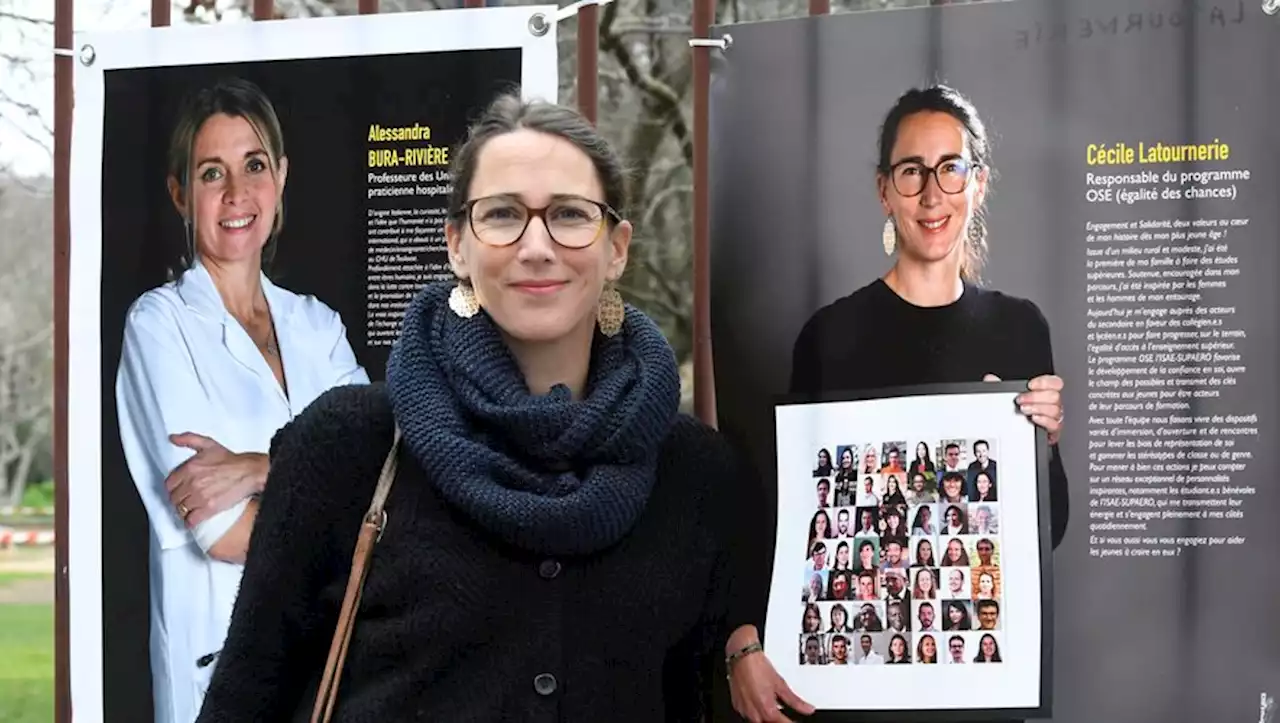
left=577, top=4, right=599, bottom=124
left=358, top=0, right=379, bottom=13
left=810, top=0, right=831, bottom=14
left=691, top=0, right=715, bottom=426
left=254, top=0, right=274, bottom=20
left=465, top=0, right=486, bottom=8
left=53, top=0, right=73, bottom=719
left=151, top=0, right=170, bottom=26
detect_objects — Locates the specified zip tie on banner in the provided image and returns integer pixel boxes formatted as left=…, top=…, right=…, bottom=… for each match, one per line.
left=688, top=35, right=732, bottom=50
left=1263, top=0, right=1279, bottom=16
left=556, top=0, right=616, bottom=22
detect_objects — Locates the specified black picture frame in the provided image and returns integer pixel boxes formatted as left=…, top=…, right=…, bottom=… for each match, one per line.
left=769, top=380, right=1053, bottom=722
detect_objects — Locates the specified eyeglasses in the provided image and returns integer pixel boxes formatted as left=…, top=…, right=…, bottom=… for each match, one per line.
left=455, top=195, right=621, bottom=249
left=887, top=157, right=980, bottom=197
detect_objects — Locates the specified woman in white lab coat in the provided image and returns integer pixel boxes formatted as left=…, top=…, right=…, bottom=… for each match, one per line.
left=114, top=77, right=368, bottom=723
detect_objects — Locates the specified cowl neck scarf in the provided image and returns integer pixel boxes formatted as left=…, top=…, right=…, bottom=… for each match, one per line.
left=385, top=282, right=681, bottom=556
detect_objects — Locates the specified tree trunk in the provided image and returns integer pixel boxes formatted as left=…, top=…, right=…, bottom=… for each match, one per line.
left=8, top=444, right=35, bottom=507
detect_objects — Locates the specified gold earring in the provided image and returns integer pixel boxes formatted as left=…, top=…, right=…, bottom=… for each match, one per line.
left=882, top=217, right=897, bottom=256
left=597, top=284, right=624, bottom=337
left=448, top=280, right=480, bottom=318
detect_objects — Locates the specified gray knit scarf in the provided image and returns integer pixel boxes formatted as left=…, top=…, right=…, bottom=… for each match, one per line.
left=384, top=282, right=681, bottom=556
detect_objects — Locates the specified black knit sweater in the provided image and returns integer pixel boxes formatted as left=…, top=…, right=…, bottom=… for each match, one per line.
left=194, top=382, right=764, bottom=723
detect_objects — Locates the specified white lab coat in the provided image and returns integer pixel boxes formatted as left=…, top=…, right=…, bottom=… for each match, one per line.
left=115, top=258, right=370, bottom=723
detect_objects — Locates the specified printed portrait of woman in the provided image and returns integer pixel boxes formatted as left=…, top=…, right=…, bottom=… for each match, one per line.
left=915, top=634, right=937, bottom=664
left=114, top=76, right=368, bottom=723
left=974, top=633, right=1003, bottom=663
left=908, top=440, right=936, bottom=482
left=801, top=603, right=822, bottom=634
left=786, top=85, right=1069, bottom=551
left=912, top=566, right=937, bottom=599
left=913, top=537, right=936, bottom=567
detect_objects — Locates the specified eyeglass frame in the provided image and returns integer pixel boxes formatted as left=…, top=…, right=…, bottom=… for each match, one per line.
left=884, top=155, right=983, bottom=198
left=450, top=194, right=624, bottom=249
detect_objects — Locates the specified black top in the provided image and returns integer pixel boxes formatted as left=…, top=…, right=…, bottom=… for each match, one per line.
left=790, top=278, right=1070, bottom=548
left=194, top=383, right=764, bottom=723
left=788, top=278, right=1068, bottom=722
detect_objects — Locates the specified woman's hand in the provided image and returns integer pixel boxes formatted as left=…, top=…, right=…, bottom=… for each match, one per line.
left=165, top=432, right=269, bottom=528
left=984, top=374, right=1065, bottom=445
left=727, top=627, right=815, bottom=722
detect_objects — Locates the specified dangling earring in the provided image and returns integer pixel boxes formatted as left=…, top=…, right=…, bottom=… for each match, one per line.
left=882, top=217, right=897, bottom=256
left=448, top=280, right=480, bottom=318
left=597, top=283, right=624, bottom=337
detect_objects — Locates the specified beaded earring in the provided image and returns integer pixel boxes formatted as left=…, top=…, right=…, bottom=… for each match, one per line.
left=448, top=280, right=480, bottom=318
left=882, top=217, right=897, bottom=256
left=597, top=284, right=624, bottom=337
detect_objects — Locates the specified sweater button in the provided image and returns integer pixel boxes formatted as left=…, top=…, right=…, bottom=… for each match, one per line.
left=533, top=672, right=558, bottom=696
left=539, top=559, right=561, bottom=579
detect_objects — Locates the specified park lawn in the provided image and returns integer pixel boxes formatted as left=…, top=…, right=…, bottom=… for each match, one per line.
left=0, top=603, right=55, bottom=723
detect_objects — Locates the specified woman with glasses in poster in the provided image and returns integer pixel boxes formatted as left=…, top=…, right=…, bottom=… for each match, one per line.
left=729, top=85, right=1069, bottom=721
left=115, top=77, right=368, bottom=723
left=782, top=84, right=1068, bottom=546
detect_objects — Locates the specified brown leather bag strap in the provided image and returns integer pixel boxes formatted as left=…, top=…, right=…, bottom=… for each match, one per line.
left=310, top=425, right=402, bottom=723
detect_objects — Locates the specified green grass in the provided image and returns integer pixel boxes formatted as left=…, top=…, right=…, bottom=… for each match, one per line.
left=0, top=603, right=54, bottom=723
left=20, top=482, right=54, bottom=511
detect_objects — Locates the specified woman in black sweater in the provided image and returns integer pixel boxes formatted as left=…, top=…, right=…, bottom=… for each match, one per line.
left=193, top=95, right=787, bottom=722
left=742, top=85, right=1070, bottom=721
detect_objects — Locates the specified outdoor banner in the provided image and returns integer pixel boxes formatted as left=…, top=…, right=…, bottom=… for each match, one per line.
left=707, top=0, right=1278, bottom=721
left=67, top=7, right=558, bottom=722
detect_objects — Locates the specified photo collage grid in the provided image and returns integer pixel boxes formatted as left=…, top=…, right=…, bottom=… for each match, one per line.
left=799, top=440, right=1005, bottom=665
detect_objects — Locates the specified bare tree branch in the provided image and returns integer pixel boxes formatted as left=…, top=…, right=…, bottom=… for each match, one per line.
left=599, top=1, right=694, bottom=169
left=0, top=9, right=52, bottom=25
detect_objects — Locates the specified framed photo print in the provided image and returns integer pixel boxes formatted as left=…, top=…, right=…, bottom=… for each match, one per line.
left=765, top=381, right=1053, bottom=721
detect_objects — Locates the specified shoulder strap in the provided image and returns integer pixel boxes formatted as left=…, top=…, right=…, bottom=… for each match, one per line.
left=310, top=424, right=402, bottom=723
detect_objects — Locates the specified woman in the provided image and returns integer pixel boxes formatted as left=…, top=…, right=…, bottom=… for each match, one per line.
left=814, top=448, right=834, bottom=477
left=912, top=567, right=937, bottom=599
left=915, top=634, right=938, bottom=664
left=908, top=441, right=936, bottom=481
left=942, top=537, right=971, bottom=567
left=802, top=604, right=822, bottom=634
left=786, top=83, right=1069, bottom=542
left=755, top=82, right=1072, bottom=716
left=914, top=537, right=936, bottom=567
left=829, top=604, right=853, bottom=633
left=115, top=77, right=368, bottom=723
left=944, top=601, right=973, bottom=631
left=860, top=445, right=879, bottom=474
left=832, top=540, right=854, bottom=571
left=940, top=471, right=968, bottom=504
left=910, top=504, right=935, bottom=534
left=881, top=506, right=905, bottom=537
left=192, top=94, right=800, bottom=722
left=975, top=570, right=999, bottom=600
left=943, top=503, right=969, bottom=534
left=974, top=633, right=1003, bottom=663
left=886, top=634, right=911, bottom=664
left=832, top=447, right=858, bottom=506
left=807, top=509, right=834, bottom=555
left=883, top=475, right=906, bottom=505
left=973, top=471, right=998, bottom=501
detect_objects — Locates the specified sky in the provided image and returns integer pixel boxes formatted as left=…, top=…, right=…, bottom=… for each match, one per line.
left=0, top=0, right=252, bottom=178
